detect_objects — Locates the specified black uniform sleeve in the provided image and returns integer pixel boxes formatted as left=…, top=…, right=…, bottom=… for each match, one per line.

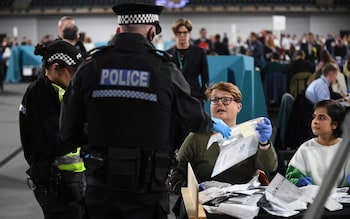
left=163, top=62, right=212, bottom=133
left=19, top=81, right=64, bottom=161
left=60, top=62, right=91, bottom=149
left=199, top=48, right=209, bottom=103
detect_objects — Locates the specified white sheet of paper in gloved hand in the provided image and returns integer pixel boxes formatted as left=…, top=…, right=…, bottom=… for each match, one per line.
left=209, top=117, right=262, bottom=177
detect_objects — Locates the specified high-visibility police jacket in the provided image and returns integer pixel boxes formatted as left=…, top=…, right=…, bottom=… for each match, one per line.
left=60, top=33, right=212, bottom=164
left=19, top=76, right=84, bottom=185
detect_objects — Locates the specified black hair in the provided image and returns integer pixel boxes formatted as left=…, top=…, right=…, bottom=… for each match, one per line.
left=63, top=23, right=78, bottom=40
left=314, top=99, right=346, bottom=137
left=34, top=43, right=70, bottom=70
left=271, top=52, right=280, bottom=60
left=34, top=43, right=51, bottom=70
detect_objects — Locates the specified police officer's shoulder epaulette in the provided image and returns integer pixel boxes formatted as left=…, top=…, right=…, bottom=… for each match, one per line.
left=148, top=49, right=172, bottom=62
left=89, top=45, right=115, bottom=58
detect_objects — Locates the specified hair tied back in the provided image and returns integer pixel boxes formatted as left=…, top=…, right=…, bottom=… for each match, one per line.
left=34, top=43, right=47, bottom=56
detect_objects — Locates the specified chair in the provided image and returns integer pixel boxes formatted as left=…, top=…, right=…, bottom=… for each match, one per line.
left=284, top=93, right=314, bottom=149
left=276, top=149, right=297, bottom=176
left=289, top=72, right=312, bottom=98
left=273, top=93, right=295, bottom=149
left=263, top=72, right=288, bottom=108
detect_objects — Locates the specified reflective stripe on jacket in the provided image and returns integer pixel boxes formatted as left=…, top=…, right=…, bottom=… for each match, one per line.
left=52, top=83, right=85, bottom=172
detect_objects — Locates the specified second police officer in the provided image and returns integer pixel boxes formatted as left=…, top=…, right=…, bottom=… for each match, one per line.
left=60, top=3, right=231, bottom=219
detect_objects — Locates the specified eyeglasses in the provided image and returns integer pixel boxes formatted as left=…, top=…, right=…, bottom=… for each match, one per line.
left=176, top=31, right=189, bottom=35
left=209, top=97, right=235, bottom=105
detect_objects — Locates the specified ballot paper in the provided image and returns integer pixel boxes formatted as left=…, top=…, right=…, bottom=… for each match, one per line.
left=204, top=203, right=260, bottom=219
left=209, top=117, right=262, bottom=177
left=332, top=187, right=350, bottom=203
left=262, top=173, right=343, bottom=217
left=299, top=185, right=343, bottom=211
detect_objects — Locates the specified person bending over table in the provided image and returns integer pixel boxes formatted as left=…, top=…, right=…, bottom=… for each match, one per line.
left=169, top=82, right=278, bottom=194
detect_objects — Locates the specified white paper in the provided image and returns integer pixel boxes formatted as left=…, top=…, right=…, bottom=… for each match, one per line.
left=267, top=174, right=304, bottom=200
left=199, top=187, right=225, bottom=204
left=218, top=203, right=259, bottom=219
left=299, top=185, right=343, bottom=211
left=210, top=118, right=262, bottom=177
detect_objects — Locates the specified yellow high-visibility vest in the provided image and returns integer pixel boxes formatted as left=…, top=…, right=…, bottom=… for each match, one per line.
left=52, top=83, right=86, bottom=172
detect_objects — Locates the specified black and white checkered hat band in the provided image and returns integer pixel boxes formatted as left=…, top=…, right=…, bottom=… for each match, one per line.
left=118, top=14, right=159, bottom=25
left=47, top=53, right=76, bottom=66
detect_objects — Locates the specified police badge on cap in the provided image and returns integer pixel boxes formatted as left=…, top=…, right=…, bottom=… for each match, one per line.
left=112, top=3, right=164, bottom=34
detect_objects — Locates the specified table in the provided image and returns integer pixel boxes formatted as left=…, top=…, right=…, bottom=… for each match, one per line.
left=206, top=204, right=350, bottom=219
left=177, top=197, right=350, bottom=219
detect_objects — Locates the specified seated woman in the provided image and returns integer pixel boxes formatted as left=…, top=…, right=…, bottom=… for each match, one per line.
left=286, top=99, right=349, bottom=187
left=169, top=82, right=278, bottom=194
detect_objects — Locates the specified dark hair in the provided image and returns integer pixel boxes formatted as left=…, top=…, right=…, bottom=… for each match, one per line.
left=322, top=62, right=339, bottom=76
left=271, top=52, right=280, bottom=60
left=296, top=50, right=305, bottom=58
left=320, top=48, right=336, bottom=63
left=314, top=99, right=346, bottom=137
left=63, top=23, right=78, bottom=40
left=171, top=18, right=192, bottom=34
left=34, top=43, right=51, bottom=69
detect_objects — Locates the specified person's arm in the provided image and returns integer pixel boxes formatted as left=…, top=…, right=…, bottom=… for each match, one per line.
left=199, top=48, right=209, bottom=103
left=285, top=147, right=312, bottom=187
left=27, top=84, right=64, bottom=157
left=166, top=62, right=212, bottom=133
left=169, top=133, right=196, bottom=194
left=255, top=117, right=278, bottom=172
left=256, top=142, right=278, bottom=172
left=286, top=165, right=311, bottom=186
left=60, top=62, right=91, bottom=150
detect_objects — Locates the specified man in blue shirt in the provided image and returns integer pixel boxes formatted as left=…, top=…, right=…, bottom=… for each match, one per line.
left=305, top=62, right=339, bottom=104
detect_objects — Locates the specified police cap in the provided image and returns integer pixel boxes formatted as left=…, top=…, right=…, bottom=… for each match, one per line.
left=112, top=3, right=164, bottom=34
left=35, top=40, right=83, bottom=68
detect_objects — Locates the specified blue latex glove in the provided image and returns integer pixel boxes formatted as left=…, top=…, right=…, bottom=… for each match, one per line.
left=347, top=174, right=350, bottom=186
left=211, top=117, right=231, bottom=139
left=256, top=117, right=272, bottom=143
left=296, top=177, right=312, bottom=187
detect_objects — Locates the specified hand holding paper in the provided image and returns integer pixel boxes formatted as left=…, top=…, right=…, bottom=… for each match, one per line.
left=296, top=177, right=312, bottom=187
left=256, top=117, right=272, bottom=143
left=211, top=117, right=231, bottom=139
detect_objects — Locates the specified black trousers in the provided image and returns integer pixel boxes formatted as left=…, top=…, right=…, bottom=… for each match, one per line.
left=33, top=171, right=86, bottom=219
left=85, top=182, right=169, bottom=219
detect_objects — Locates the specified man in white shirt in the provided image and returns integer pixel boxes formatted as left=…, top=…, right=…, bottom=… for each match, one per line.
left=305, top=62, right=339, bottom=104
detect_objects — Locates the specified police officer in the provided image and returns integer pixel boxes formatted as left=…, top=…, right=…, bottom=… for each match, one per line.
left=19, top=40, right=86, bottom=219
left=59, top=3, right=231, bottom=219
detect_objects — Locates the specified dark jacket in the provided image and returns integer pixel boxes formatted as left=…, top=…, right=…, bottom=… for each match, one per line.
left=19, top=77, right=72, bottom=184
left=300, top=42, right=321, bottom=66
left=60, top=33, right=212, bottom=174
left=167, top=45, right=209, bottom=103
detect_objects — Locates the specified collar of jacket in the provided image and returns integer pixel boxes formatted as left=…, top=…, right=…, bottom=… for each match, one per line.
left=111, top=33, right=155, bottom=53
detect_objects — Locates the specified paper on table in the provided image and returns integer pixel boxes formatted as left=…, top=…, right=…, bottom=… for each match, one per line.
left=199, top=187, right=225, bottom=204
left=217, top=203, right=259, bottom=219
left=265, top=173, right=343, bottom=216
left=210, top=118, right=262, bottom=177
left=266, top=173, right=304, bottom=204
left=299, top=185, right=343, bottom=211
left=203, top=203, right=259, bottom=219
